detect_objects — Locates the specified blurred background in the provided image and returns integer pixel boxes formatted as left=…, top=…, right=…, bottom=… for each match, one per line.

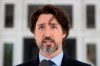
left=0, top=0, right=100, bottom=66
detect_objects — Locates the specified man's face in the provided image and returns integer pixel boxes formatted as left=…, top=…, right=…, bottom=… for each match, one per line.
left=34, top=14, right=66, bottom=54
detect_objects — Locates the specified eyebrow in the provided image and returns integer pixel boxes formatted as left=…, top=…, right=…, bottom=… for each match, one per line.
left=49, top=23, right=59, bottom=26
left=37, top=23, right=58, bottom=27
left=37, top=23, right=45, bottom=27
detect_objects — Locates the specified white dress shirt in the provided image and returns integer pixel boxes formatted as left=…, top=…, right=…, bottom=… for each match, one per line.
left=39, top=51, right=63, bottom=66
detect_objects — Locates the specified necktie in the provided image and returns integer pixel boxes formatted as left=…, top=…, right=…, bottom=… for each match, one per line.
left=48, top=60, right=57, bottom=66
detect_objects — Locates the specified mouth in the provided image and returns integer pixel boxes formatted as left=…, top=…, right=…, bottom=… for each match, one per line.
left=43, top=40, right=53, bottom=45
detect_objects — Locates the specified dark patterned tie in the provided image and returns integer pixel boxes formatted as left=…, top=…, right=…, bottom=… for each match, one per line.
left=48, top=60, right=57, bottom=66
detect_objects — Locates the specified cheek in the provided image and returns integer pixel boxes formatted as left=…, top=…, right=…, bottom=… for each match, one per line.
left=54, top=32, right=63, bottom=38
left=54, top=34, right=63, bottom=42
left=35, top=35, right=40, bottom=41
left=35, top=36, right=41, bottom=47
left=35, top=33, right=43, bottom=43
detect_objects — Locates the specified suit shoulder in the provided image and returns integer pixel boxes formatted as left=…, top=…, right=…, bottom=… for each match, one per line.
left=67, top=57, right=91, bottom=66
left=16, top=60, right=34, bottom=66
left=16, top=55, right=39, bottom=66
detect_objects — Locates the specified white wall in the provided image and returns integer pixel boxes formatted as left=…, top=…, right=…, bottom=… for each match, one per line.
left=0, top=0, right=100, bottom=66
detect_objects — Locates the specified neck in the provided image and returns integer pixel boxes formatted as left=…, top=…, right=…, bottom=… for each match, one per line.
left=40, top=48, right=62, bottom=59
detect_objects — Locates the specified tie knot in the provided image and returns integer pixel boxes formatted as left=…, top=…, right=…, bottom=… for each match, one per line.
left=48, top=60, right=57, bottom=66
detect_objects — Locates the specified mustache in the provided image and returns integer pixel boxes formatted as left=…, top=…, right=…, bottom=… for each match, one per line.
left=42, top=37, right=55, bottom=43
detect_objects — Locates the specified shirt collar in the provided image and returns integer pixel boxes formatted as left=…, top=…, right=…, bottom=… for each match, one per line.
left=39, top=51, right=63, bottom=66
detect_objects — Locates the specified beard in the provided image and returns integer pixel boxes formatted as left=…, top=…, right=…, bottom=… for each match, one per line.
left=40, top=44, right=58, bottom=54
left=38, top=37, right=59, bottom=54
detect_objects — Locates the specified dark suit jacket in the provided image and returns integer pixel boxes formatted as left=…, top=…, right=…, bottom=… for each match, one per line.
left=16, top=54, right=91, bottom=66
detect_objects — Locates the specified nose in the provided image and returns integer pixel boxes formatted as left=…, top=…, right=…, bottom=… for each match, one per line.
left=43, top=28, right=52, bottom=38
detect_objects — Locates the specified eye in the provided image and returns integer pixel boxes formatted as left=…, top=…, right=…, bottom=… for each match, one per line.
left=38, top=26, right=44, bottom=30
left=51, top=25, right=57, bottom=29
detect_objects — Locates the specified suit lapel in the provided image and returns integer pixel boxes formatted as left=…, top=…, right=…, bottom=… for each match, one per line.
left=31, top=55, right=39, bottom=66
left=61, top=54, right=71, bottom=66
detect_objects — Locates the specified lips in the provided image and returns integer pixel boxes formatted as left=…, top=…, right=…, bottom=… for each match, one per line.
left=43, top=40, right=53, bottom=45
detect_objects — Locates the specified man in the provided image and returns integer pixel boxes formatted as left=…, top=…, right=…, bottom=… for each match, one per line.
left=17, top=4, right=91, bottom=66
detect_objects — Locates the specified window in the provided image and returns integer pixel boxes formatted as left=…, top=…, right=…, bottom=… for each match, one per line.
left=5, top=4, right=14, bottom=28
left=87, top=44, right=96, bottom=66
left=23, top=38, right=39, bottom=62
left=86, top=5, right=95, bottom=28
left=28, top=5, right=41, bottom=27
left=3, top=43, right=13, bottom=66
left=58, top=5, right=73, bottom=28
left=63, top=38, right=76, bottom=59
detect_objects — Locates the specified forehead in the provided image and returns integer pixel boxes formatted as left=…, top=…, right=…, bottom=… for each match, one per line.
left=36, top=14, right=59, bottom=25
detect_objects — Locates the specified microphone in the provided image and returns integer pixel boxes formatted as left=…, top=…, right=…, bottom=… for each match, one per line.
left=39, top=59, right=50, bottom=66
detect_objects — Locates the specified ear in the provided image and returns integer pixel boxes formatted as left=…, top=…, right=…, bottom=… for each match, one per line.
left=34, top=32, right=36, bottom=38
left=62, top=32, right=66, bottom=39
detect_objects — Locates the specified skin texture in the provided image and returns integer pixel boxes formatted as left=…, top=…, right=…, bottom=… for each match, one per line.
left=34, top=14, right=66, bottom=59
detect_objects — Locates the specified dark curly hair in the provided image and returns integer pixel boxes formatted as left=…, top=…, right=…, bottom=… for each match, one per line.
left=30, top=4, right=70, bottom=40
